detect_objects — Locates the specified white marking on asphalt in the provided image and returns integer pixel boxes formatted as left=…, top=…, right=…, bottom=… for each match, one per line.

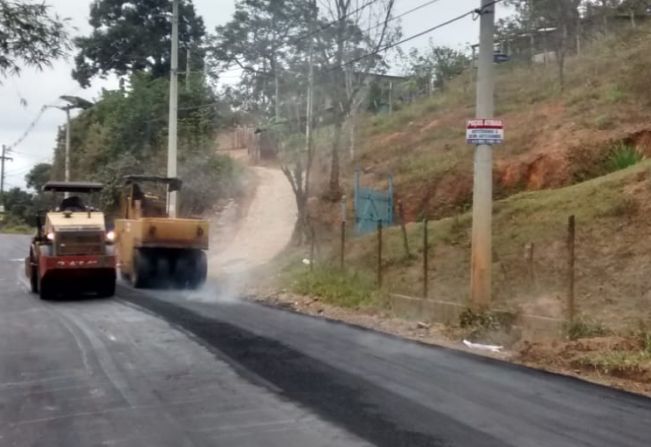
left=9, top=258, right=24, bottom=262
left=107, top=334, right=117, bottom=342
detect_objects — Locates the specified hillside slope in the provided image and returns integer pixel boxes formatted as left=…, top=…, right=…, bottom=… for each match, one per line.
left=356, top=28, right=651, bottom=221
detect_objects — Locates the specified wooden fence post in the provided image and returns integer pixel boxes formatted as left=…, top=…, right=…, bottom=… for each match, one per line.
left=398, top=200, right=411, bottom=259
left=377, top=219, right=383, bottom=288
left=340, top=196, right=346, bottom=270
left=423, top=217, right=429, bottom=299
left=309, top=222, right=316, bottom=272
left=526, top=242, right=535, bottom=289
left=567, top=215, right=576, bottom=324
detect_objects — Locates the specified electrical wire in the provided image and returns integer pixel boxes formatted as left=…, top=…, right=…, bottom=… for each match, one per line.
left=330, top=0, right=503, bottom=71
left=220, top=0, right=447, bottom=80
left=5, top=105, right=49, bottom=152
left=283, top=0, right=385, bottom=49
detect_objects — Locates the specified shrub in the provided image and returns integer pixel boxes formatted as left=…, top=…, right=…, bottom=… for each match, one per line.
left=567, top=319, right=610, bottom=340
left=292, top=266, right=378, bottom=308
left=606, top=143, right=643, bottom=172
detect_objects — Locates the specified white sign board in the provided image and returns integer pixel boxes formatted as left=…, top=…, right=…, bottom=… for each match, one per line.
left=466, top=119, right=504, bottom=145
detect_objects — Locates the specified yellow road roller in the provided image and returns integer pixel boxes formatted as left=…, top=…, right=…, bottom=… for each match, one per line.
left=114, top=176, right=209, bottom=289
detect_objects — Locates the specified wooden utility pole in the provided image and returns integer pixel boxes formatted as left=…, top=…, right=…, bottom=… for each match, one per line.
left=469, top=0, right=496, bottom=312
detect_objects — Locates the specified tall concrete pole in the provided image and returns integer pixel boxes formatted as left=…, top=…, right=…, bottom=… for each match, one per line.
left=470, top=0, right=496, bottom=312
left=65, top=107, right=71, bottom=182
left=167, top=0, right=179, bottom=218
left=0, top=145, right=12, bottom=205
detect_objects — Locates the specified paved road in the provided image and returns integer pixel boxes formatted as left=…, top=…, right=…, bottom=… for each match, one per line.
left=125, top=286, right=651, bottom=447
left=3, top=234, right=651, bottom=446
left=0, top=235, right=369, bottom=447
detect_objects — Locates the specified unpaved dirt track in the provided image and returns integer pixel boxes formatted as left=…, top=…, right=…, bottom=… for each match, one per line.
left=209, top=166, right=296, bottom=276
left=0, top=235, right=369, bottom=447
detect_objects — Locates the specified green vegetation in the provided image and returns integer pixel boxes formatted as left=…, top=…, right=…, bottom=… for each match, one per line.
left=289, top=265, right=380, bottom=309
left=0, top=0, right=68, bottom=78
left=606, top=143, right=644, bottom=172
left=357, top=24, right=651, bottom=220
left=567, top=319, right=611, bottom=341
left=576, top=351, right=651, bottom=377
left=55, top=72, right=242, bottom=215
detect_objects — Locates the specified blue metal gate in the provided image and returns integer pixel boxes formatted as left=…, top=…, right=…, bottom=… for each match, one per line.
left=354, top=169, right=393, bottom=234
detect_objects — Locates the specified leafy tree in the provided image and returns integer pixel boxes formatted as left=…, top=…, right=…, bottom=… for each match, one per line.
left=0, top=0, right=68, bottom=79
left=506, top=0, right=582, bottom=89
left=25, top=163, right=52, bottom=192
left=72, top=0, right=206, bottom=87
left=3, top=187, right=34, bottom=224
left=317, top=0, right=398, bottom=199
left=210, top=0, right=315, bottom=118
left=402, top=43, right=468, bottom=93
left=53, top=71, right=238, bottom=214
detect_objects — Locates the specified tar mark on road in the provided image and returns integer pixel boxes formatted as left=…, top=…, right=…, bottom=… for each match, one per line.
left=118, top=288, right=506, bottom=447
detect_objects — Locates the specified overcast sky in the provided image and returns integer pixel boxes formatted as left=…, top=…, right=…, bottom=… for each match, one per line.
left=0, top=0, right=510, bottom=189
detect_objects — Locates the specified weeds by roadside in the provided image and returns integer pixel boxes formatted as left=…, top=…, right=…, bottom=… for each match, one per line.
left=290, top=265, right=382, bottom=309
left=567, top=319, right=611, bottom=340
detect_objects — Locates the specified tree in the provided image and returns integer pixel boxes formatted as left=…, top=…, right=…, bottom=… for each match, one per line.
left=25, top=163, right=52, bottom=192
left=507, top=0, right=582, bottom=90
left=3, top=187, right=34, bottom=224
left=402, top=43, right=468, bottom=93
left=210, top=0, right=315, bottom=118
left=72, top=0, right=206, bottom=87
left=317, top=0, right=398, bottom=200
left=0, top=0, right=68, bottom=79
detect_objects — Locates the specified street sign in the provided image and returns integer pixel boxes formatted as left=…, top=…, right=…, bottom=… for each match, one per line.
left=466, top=119, right=504, bottom=145
left=494, top=53, right=511, bottom=63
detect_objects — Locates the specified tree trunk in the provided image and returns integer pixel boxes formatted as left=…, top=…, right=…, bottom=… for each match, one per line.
left=328, top=116, right=343, bottom=201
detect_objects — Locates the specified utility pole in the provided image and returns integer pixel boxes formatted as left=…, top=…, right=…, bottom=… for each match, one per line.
left=46, top=96, right=93, bottom=192
left=186, top=48, right=191, bottom=93
left=1, top=145, right=13, bottom=205
left=167, top=0, right=179, bottom=218
left=470, top=0, right=496, bottom=312
left=64, top=106, right=71, bottom=183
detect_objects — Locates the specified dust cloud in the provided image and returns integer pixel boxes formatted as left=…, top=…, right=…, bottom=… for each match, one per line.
left=186, top=165, right=297, bottom=304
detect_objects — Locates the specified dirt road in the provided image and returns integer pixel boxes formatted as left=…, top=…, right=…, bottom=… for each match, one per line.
left=209, top=166, right=296, bottom=276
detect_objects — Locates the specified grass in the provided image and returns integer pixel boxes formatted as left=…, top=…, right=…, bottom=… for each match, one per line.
left=606, top=143, right=644, bottom=172
left=0, top=224, right=32, bottom=234
left=576, top=351, right=651, bottom=377
left=289, top=265, right=381, bottom=309
left=567, top=319, right=611, bottom=341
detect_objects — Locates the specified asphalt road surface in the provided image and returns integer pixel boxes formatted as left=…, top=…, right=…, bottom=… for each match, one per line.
left=2, top=234, right=651, bottom=447
left=0, top=235, right=369, bottom=447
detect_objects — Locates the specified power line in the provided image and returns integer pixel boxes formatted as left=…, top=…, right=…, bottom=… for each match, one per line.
left=218, top=0, right=451, bottom=81
left=6, top=105, right=49, bottom=152
left=331, top=0, right=503, bottom=71
left=284, top=0, right=385, bottom=48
